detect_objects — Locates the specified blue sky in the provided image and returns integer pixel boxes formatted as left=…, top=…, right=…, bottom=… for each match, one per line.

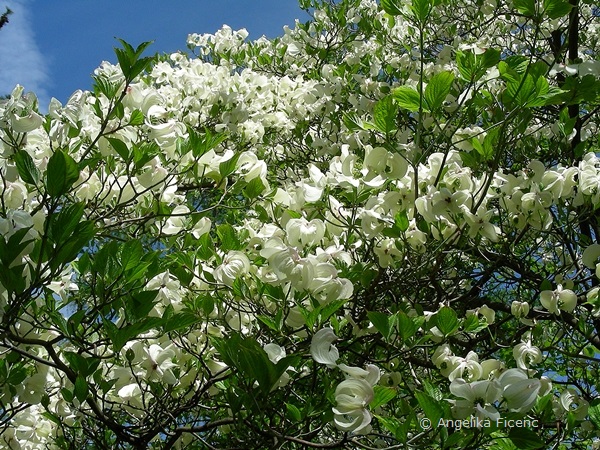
left=0, top=0, right=308, bottom=110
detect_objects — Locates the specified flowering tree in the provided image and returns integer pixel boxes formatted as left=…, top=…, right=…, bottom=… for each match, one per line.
left=1, top=0, right=600, bottom=448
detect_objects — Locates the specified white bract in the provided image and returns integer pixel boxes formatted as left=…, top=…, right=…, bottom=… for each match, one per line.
left=310, top=327, right=339, bottom=368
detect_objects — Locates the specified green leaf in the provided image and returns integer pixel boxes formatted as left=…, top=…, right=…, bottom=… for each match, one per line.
left=188, top=127, right=227, bottom=157
left=244, top=177, right=265, bottom=199
left=14, top=150, right=39, bottom=184
left=424, top=71, right=454, bottom=111
left=368, top=311, right=392, bottom=340
left=219, top=152, right=240, bottom=179
left=396, top=311, right=418, bottom=341
left=163, top=312, right=198, bottom=332
left=257, top=314, right=279, bottom=331
left=318, top=299, right=347, bottom=324
left=46, top=150, right=80, bottom=197
left=119, top=239, right=143, bottom=273
left=381, top=0, right=403, bottom=15
left=513, top=0, right=536, bottom=15
left=457, top=49, right=500, bottom=82
left=105, top=317, right=165, bottom=352
left=197, top=233, right=214, bottom=260
left=213, top=333, right=282, bottom=395
left=463, top=314, right=487, bottom=333
left=375, top=415, right=406, bottom=443
left=456, top=51, right=476, bottom=81
left=74, top=375, right=89, bottom=403
left=286, top=403, right=302, bottom=422
left=395, top=210, right=409, bottom=232
left=133, top=141, right=159, bottom=169
left=443, top=432, right=468, bottom=449
left=129, top=109, right=144, bottom=125
left=471, top=137, right=484, bottom=155
left=50, top=221, right=95, bottom=270
left=543, top=0, right=572, bottom=18
left=371, top=386, right=397, bottom=408
left=373, top=95, right=398, bottom=134
left=422, top=380, right=444, bottom=401
left=434, top=306, right=459, bottom=335
left=114, top=39, right=153, bottom=80
left=217, top=224, right=240, bottom=251
left=392, top=86, right=422, bottom=112
left=124, top=290, right=159, bottom=322
left=588, top=403, right=600, bottom=428
left=507, top=427, right=544, bottom=449
left=6, top=365, right=27, bottom=385
left=63, top=352, right=89, bottom=375
left=0, top=227, right=35, bottom=266
left=411, top=0, right=432, bottom=23
left=61, top=388, right=74, bottom=403
left=107, top=137, right=130, bottom=160
left=49, top=202, right=85, bottom=244
left=481, top=48, right=501, bottom=69
left=343, top=112, right=366, bottom=132
left=415, top=391, right=444, bottom=424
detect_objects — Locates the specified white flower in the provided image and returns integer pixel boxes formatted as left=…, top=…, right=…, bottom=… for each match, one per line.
left=162, top=205, right=189, bottom=235
left=498, top=368, right=540, bottom=413
left=214, top=251, right=250, bottom=287
left=540, top=285, right=577, bottom=314
left=11, top=110, right=44, bottom=133
left=192, top=217, right=211, bottom=239
left=332, top=378, right=374, bottom=434
left=449, top=378, right=501, bottom=421
left=143, top=344, right=178, bottom=385
left=338, top=363, right=381, bottom=385
left=310, top=327, right=339, bottom=367
left=513, top=341, right=542, bottom=370
left=286, top=217, right=326, bottom=248
left=433, top=344, right=454, bottom=367
left=445, top=351, right=483, bottom=381
left=264, top=343, right=286, bottom=363
left=511, top=301, right=530, bottom=318
left=559, top=389, right=589, bottom=421
left=117, top=383, right=146, bottom=413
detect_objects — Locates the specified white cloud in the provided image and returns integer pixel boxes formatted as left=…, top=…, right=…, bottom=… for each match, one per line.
left=0, top=0, right=49, bottom=110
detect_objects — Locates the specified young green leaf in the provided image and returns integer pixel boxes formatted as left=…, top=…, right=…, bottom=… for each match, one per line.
left=543, top=0, right=572, bottom=18
left=107, top=137, right=130, bottom=160
left=434, top=306, right=459, bottom=336
left=244, top=177, right=265, bottom=199
left=217, top=224, right=240, bottom=251
left=129, top=109, right=144, bottom=126
left=415, top=391, right=444, bottom=424
left=424, top=71, right=455, bottom=111
left=74, top=375, right=89, bottom=403
left=395, top=210, right=409, bottom=232
left=14, top=150, right=39, bottom=185
left=368, top=311, right=392, bottom=340
left=396, top=311, right=418, bottom=341
left=46, top=150, right=80, bottom=197
left=373, top=95, right=398, bottom=134
left=381, top=0, right=404, bottom=15
left=393, top=86, right=422, bottom=112
left=219, top=153, right=240, bottom=179
left=513, top=0, right=536, bottom=16
left=372, top=386, right=397, bottom=408
left=411, top=0, right=432, bottom=23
